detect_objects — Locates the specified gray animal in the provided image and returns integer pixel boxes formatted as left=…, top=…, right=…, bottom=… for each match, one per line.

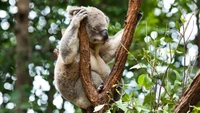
left=54, top=6, right=124, bottom=109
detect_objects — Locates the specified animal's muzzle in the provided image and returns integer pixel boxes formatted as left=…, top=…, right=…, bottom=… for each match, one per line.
left=100, top=29, right=108, bottom=41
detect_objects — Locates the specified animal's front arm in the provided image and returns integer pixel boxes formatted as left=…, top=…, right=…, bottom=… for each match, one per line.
left=59, top=9, right=87, bottom=64
left=100, top=29, right=124, bottom=63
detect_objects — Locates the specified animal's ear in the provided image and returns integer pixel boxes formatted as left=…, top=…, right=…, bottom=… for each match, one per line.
left=105, top=16, right=110, bottom=24
left=65, top=6, right=86, bottom=24
left=67, top=6, right=81, bottom=16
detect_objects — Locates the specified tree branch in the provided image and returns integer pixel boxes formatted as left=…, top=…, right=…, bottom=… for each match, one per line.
left=173, top=71, right=200, bottom=113
left=79, top=19, right=100, bottom=106
left=104, top=0, right=143, bottom=92
left=14, top=0, right=31, bottom=112
left=79, top=0, right=142, bottom=112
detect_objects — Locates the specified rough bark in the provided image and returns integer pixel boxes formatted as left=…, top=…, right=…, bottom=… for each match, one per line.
left=14, top=0, right=30, bottom=113
left=173, top=70, right=200, bottom=113
left=103, top=0, right=142, bottom=92
left=79, top=19, right=100, bottom=105
left=79, top=0, right=142, bottom=112
left=195, top=0, right=200, bottom=67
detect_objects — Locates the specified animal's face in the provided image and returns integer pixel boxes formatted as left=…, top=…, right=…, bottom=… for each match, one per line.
left=85, top=7, right=109, bottom=44
left=66, top=6, right=109, bottom=44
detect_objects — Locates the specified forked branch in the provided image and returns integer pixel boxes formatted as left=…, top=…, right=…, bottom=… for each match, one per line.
left=79, top=0, right=143, bottom=112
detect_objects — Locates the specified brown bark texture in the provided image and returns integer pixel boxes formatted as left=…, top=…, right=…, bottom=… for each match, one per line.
left=79, top=0, right=142, bottom=112
left=14, top=0, right=30, bottom=113
left=173, top=70, right=200, bottom=113
left=79, top=19, right=100, bottom=105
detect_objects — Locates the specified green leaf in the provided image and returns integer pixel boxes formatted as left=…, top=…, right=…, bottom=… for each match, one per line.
left=122, top=93, right=131, bottom=102
left=166, top=82, right=172, bottom=93
left=193, top=106, right=200, bottom=111
left=163, top=104, right=169, bottom=111
left=175, top=21, right=180, bottom=31
left=173, top=70, right=181, bottom=81
left=176, top=50, right=183, bottom=54
left=180, top=18, right=186, bottom=23
left=105, top=110, right=111, bottom=113
left=164, top=36, right=173, bottom=43
left=138, top=74, right=146, bottom=87
left=173, top=80, right=182, bottom=92
left=116, top=100, right=128, bottom=112
left=138, top=74, right=152, bottom=90
left=135, top=105, right=150, bottom=112
left=143, top=93, right=155, bottom=105
left=166, top=49, right=175, bottom=54
left=144, top=75, right=152, bottom=90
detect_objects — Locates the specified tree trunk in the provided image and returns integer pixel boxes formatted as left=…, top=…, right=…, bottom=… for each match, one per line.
left=196, top=32, right=200, bottom=67
left=14, top=0, right=30, bottom=112
left=79, top=0, right=142, bottom=112
left=173, top=70, right=200, bottom=113
left=195, top=0, right=200, bottom=67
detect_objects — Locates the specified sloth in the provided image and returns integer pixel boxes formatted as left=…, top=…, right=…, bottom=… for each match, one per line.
left=54, top=6, right=124, bottom=109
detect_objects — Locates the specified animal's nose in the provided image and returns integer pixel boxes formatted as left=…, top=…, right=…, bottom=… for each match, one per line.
left=100, top=29, right=108, bottom=41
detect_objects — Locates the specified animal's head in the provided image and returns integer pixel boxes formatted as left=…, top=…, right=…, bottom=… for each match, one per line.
left=66, top=6, right=109, bottom=44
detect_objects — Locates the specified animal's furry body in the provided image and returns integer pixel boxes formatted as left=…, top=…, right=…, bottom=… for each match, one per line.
left=54, top=6, right=123, bottom=109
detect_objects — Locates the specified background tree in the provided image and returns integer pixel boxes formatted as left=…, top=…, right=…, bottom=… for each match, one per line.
left=14, top=0, right=30, bottom=112
left=0, top=0, right=199, bottom=113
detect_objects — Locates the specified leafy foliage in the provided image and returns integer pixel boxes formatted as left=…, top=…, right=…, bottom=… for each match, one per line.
left=0, top=0, right=199, bottom=112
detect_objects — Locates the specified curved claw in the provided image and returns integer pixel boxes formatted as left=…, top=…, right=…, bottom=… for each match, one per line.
left=97, top=82, right=104, bottom=93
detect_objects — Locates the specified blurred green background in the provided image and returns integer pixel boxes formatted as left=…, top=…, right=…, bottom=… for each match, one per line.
left=0, top=0, right=200, bottom=112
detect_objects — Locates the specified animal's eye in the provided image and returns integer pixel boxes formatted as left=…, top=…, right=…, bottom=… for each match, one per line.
left=92, top=27, right=97, bottom=32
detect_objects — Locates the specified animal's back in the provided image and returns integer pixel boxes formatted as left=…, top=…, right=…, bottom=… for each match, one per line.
left=54, top=52, right=111, bottom=108
left=54, top=55, right=79, bottom=97
left=54, top=55, right=92, bottom=108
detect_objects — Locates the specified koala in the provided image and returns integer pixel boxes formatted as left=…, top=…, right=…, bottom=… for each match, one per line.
left=54, top=6, right=124, bottom=109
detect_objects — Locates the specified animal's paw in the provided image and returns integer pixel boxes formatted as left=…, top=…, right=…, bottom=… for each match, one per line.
left=53, top=48, right=59, bottom=58
left=72, top=8, right=87, bottom=26
left=137, top=10, right=143, bottom=21
left=97, top=82, right=104, bottom=93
